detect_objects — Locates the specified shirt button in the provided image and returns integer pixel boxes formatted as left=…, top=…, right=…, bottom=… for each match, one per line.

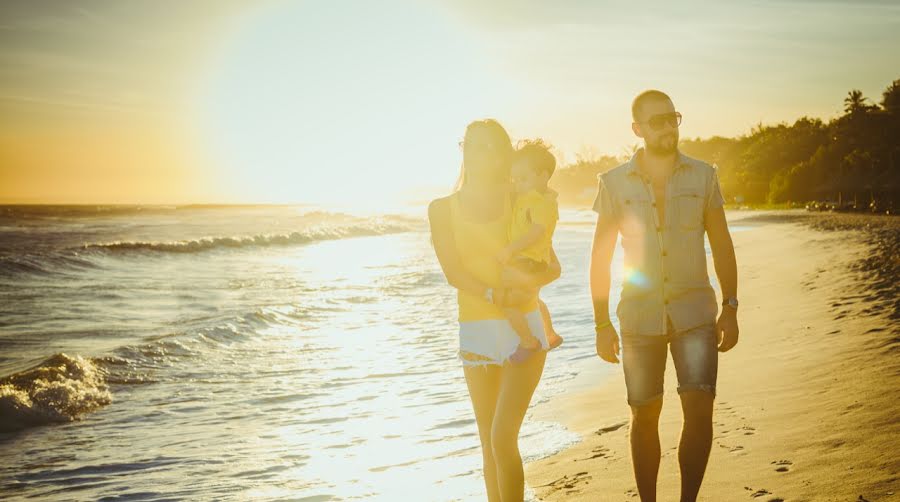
left=662, top=250, right=668, bottom=257
left=664, top=300, right=670, bottom=305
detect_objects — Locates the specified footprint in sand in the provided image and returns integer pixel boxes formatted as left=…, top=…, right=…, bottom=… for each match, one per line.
left=745, top=487, right=784, bottom=501
left=580, top=445, right=610, bottom=461
left=746, top=486, right=771, bottom=498
left=594, top=420, right=628, bottom=436
left=844, top=402, right=863, bottom=413
left=772, top=459, right=793, bottom=472
left=539, top=471, right=592, bottom=496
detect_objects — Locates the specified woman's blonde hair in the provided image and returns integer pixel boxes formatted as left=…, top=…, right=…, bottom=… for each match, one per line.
left=453, top=119, right=513, bottom=192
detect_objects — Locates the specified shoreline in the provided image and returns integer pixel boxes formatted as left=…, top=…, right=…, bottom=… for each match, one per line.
left=526, top=210, right=899, bottom=501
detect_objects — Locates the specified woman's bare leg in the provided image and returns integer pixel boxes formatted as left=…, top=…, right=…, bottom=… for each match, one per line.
left=492, top=349, right=547, bottom=501
left=464, top=363, right=503, bottom=502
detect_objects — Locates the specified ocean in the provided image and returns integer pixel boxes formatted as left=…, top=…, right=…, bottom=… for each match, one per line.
left=0, top=203, right=637, bottom=501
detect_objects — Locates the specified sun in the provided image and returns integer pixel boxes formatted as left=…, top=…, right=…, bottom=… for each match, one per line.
left=194, top=0, right=506, bottom=207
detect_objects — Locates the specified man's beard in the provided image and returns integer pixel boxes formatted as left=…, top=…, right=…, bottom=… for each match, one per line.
left=646, top=132, right=678, bottom=155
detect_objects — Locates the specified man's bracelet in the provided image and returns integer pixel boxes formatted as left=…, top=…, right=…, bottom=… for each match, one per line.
left=594, top=319, right=612, bottom=332
left=484, top=287, right=494, bottom=304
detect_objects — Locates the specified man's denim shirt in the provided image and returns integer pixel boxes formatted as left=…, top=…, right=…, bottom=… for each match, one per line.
left=593, top=149, right=726, bottom=336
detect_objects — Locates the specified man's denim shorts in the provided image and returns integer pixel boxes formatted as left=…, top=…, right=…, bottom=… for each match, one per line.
left=621, top=318, right=718, bottom=407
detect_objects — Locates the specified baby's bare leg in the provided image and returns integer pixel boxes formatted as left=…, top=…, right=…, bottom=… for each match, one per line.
left=503, top=307, right=540, bottom=348
left=502, top=305, right=541, bottom=365
left=539, top=298, right=563, bottom=350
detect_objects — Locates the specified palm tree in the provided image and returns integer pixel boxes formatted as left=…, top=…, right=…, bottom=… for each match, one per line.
left=843, top=89, right=870, bottom=115
left=882, top=79, right=900, bottom=114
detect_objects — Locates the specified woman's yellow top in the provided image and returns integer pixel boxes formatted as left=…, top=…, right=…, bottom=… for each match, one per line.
left=508, top=189, right=559, bottom=263
left=449, top=191, right=540, bottom=322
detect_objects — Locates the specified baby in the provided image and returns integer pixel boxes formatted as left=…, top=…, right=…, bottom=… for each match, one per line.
left=496, top=140, right=563, bottom=363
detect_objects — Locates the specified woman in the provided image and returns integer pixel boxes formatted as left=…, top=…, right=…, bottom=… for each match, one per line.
left=428, top=119, right=561, bottom=501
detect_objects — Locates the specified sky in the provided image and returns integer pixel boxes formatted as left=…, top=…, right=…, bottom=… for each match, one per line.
left=1, top=0, right=899, bottom=205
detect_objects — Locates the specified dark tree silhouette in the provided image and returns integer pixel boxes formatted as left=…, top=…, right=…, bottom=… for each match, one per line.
left=552, top=77, right=900, bottom=210
left=844, top=89, right=870, bottom=115
left=882, top=79, right=900, bottom=114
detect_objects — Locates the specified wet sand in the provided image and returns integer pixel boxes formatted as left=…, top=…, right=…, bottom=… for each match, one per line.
left=526, top=210, right=900, bottom=501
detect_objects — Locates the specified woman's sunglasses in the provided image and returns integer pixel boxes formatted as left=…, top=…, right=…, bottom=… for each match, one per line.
left=641, top=111, right=682, bottom=131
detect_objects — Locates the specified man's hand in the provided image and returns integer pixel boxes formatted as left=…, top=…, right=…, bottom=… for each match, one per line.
left=595, top=324, right=620, bottom=363
left=716, top=308, right=739, bottom=352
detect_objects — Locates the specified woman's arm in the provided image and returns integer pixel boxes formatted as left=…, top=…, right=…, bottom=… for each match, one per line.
left=504, top=222, right=545, bottom=256
left=537, top=246, right=562, bottom=286
left=500, top=245, right=561, bottom=290
left=428, top=197, right=492, bottom=297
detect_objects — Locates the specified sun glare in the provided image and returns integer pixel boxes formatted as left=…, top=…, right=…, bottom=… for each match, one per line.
left=195, top=1, right=504, bottom=206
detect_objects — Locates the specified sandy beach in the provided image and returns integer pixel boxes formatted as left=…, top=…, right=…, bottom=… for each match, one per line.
left=526, top=211, right=900, bottom=502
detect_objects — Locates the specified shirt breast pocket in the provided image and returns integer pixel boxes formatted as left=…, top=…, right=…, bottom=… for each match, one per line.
left=620, top=195, right=651, bottom=237
left=675, top=191, right=704, bottom=231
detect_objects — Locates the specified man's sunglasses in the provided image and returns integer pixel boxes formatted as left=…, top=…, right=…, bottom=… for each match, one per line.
left=640, top=112, right=682, bottom=131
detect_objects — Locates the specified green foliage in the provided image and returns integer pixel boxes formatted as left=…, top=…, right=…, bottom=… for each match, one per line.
left=883, top=79, right=900, bottom=114
left=549, top=155, right=621, bottom=205
left=553, top=77, right=900, bottom=206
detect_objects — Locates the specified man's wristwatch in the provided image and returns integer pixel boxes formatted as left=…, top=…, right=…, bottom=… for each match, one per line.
left=722, top=297, right=739, bottom=310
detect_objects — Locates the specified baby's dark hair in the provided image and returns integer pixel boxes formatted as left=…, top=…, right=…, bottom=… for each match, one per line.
left=513, top=139, right=556, bottom=177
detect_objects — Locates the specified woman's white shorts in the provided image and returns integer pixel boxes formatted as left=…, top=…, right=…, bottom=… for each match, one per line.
left=457, top=309, right=548, bottom=367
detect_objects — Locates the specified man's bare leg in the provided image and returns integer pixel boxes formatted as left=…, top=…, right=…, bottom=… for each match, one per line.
left=630, top=398, right=663, bottom=502
left=678, top=390, right=714, bottom=502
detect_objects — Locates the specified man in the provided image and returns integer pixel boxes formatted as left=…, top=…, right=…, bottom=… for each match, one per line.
left=590, top=90, right=739, bottom=502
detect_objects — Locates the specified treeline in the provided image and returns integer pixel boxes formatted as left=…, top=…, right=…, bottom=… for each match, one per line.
left=552, top=78, right=900, bottom=207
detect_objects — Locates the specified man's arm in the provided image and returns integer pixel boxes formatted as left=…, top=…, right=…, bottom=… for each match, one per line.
left=591, top=213, right=619, bottom=362
left=590, top=174, right=622, bottom=363
left=705, top=206, right=737, bottom=300
left=705, top=204, right=739, bottom=352
left=590, top=215, right=617, bottom=323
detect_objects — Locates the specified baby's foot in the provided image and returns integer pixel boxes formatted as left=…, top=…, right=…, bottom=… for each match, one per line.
left=547, top=331, right=564, bottom=351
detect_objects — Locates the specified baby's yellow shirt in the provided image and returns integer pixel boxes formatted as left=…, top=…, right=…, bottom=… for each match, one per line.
left=508, top=189, right=559, bottom=263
